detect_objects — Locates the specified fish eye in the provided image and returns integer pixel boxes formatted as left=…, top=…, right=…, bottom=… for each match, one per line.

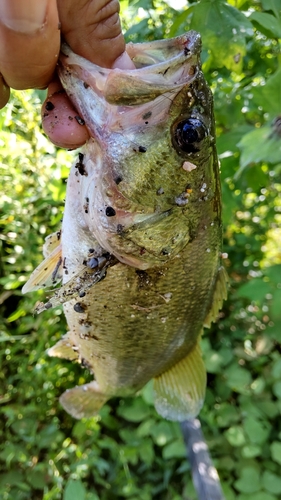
left=173, top=118, right=207, bottom=153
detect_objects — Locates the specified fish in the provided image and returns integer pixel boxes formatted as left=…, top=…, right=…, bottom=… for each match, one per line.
left=22, top=31, right=227, bottom=421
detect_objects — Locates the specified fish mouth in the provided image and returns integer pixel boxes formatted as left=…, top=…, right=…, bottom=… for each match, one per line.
left=58, top=32, right=201, bottom=136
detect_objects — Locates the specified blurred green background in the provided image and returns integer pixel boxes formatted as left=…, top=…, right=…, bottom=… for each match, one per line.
left=1, top=1, right=281, bottom=499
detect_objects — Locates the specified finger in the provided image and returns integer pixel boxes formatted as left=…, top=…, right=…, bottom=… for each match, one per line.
left=0, top=0, right=60, bottom=90
left=41, top=79, right=90, bottom=149
left=57, top=0, right=130, bottom=68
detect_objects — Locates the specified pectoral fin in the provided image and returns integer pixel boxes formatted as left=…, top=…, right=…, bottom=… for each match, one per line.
left=59, top=381, right=108, bottom=419
left=153, top=340, right=206, bottom=422
left=43, top=231, right=61, bottom=257
left=22, top=243, right=62, bottom=294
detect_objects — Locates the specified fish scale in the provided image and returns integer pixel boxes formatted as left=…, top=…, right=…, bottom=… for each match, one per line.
left=23, top=31, right=227, bottom=421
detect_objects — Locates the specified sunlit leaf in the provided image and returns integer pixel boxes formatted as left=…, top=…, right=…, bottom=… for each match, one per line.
left=190, top=0, right=252, bottom=71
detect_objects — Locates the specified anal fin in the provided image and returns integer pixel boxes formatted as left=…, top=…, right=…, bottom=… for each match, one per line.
left=48, top=332, right=78, bottom=361
left=60, top=381, right=108, bottom=419
left=153, top=340, right=206, bottom=422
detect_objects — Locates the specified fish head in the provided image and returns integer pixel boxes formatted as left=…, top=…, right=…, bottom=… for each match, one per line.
left=58, top=32, right=218, bottom=270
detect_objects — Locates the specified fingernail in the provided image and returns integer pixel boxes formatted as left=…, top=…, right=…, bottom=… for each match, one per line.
left=0, top=0, right=48, bottom=34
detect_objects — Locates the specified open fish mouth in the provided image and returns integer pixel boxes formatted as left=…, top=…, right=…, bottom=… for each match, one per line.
left=58, top=31, right=202, bottom=126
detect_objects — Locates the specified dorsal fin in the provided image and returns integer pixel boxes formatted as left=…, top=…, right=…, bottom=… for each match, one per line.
left=48, top=332, right=78, bottom=361
left=59, top=381, right=108, bottom=419
left=153, top=339, right=206, bottom=421
left=204, top=266, right=228, bottom=328
left=22, top=243, right=62, bottom=294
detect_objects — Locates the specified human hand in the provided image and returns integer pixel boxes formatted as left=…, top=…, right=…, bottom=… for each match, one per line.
left=0, top=0, right=134, bottom=148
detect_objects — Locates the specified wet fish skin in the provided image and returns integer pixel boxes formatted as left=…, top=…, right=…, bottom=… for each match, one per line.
left=23, top=32, right=227, bottom=421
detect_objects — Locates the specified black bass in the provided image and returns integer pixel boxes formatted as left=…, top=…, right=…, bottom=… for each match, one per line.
left=23, top=32, right=227, bottom=421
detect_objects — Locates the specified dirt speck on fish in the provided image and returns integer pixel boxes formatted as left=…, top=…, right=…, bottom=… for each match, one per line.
left=22, top=32, right=227, bottom=421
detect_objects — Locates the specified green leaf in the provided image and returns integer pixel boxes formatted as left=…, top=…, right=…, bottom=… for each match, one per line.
left=272, top=359, right=281, bottom=379
left=63, top=479, right=86, bottom=500
left=190, top=0, right=252, bottom=71
left=225, top=426, right=246, bottom=447
left=117, top=397, right=151, bottom=422
left=241, top=444, right=261, bottom=458
left=236, top=278, right=272, bottom=302
left=234, top=466, right=261, bottom=493
left=261, top=0, right=281, bottom=18
left=262, top=471, right=281, bottom=494
left=238, top=493, right=276, bottom=500
left=162, top=439, right=186, bottom=459
left=250, top=12, right=281, bottom=38
left=270, top=441, right=281, bottom=465
left=150, top=421, right=175, bottom=446
left=26, top=470, right=46, bottom=490
left=224, top=364, right=252, bottom=393
left=243, top=417, right=271, bottom=445
left=273, top=381, right=281, bottom=399
left=252, top=68, right=281, bottom=115
left=237, top=126, right=281, bottom=172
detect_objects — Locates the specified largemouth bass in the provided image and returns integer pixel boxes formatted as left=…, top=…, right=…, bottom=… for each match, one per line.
left=23, top=31, right=227, bottom=421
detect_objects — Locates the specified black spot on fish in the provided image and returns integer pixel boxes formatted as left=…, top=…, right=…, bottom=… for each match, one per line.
left=136, top=270, right=150, bottom=289
left=106, top=206, right=116, bottom=217
left=138, top=146, right=147, bottom=153
left=142, top=111, right=152, bottom=120
left=117, top=224, right=124, bottom=235
left=184, top=47, right=190, bottom=56
left=75, top=115, right=85, bottom=126
left=81, top=358, right=91, bottom=369
left=79, top=291, right=86, bottom=298
left=163, top=67, right=169, bottom=76
left=74, top=302, right=86, bottom=313
left=56, top=230, right=61, bottom=240
left=115, top=176, right=123, bottom=185
left=161, top=248, right=170, bottom=255
left=88, top=248, right=95, bottom=253
left=45, top=101, right=55, bottom=111
left=83, top=82, right=89, bottom=89
left=75, top=153, right=87, bottom=176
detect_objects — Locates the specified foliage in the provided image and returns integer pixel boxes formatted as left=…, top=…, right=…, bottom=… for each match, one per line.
left=0, top=1, right=281, bottom=499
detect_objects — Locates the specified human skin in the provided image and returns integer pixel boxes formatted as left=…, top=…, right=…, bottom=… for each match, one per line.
left=0, top=0, right=134, bottom=148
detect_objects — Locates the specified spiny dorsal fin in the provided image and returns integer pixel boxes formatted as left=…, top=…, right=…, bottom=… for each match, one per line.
left=204, top=266, right=228, bottom=329
left=60, top=381, right=108, bottom=419
left=22, top=243, right=62, bottom=294
left=48, top=332, right=78, bottom=361
left=153, top=340, right=206, bottom=422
